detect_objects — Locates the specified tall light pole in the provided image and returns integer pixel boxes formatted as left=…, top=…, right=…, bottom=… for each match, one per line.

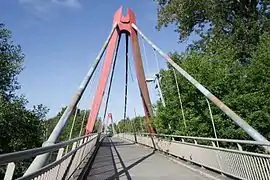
left=146, top=73, right=172, bottom=131
left=146, top=73, right=166, bottom=107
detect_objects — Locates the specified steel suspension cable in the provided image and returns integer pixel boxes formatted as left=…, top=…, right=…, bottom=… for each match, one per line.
left=141, top=36, right=150, bottom=75
left=101, top=34, right=121, bottom=133
left=68, top=107, right=79, bottom=141
left=152, top=46, right=171, bottom=130
left=66, top=106, right=79, bottom=153
left=205, top=97, right=219, bottom=147
left=123, top=34, right=128, bottom=121
left=153, top=49, right=161, bottom=71
left=173, top=68, right=187, bottom=129
left=132, top=23, right=270, bottom=152
left=128, top=57, right=134, bottom=82
left=78, top=109, right=87, bottom=136
left=142, top=37, right=159, bottom=117
left=123, top=34, right=129, bottom=132
left=123, top=34, right=136, bottom=134
left=152, top=49, right=166, bottom=107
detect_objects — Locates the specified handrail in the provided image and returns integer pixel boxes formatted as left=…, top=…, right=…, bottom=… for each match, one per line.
left=17, top=134, right=100, bottom=180
left=138, top=133, right=270, bottom=147
left=119, top=133, right=270, bottom=179
left=0, top=133, right=96, bottom=165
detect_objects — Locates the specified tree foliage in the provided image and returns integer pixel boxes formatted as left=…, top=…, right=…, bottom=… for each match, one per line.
left=0, top=23, right=23, bottom=99
left=0, top=23, right=48, bottom=153
left=0, top=23, right=48, bottom=178
left=156, top=0, right=270, bottom=61
left=115, top=116, right=148, bottom=134
left=44, top=108, right=90, bottom=142
left=151, top=1, right=270, bottom=141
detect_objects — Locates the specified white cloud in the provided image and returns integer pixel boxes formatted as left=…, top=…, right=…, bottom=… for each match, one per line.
left=52, top=0, right=81, bottom=8
left=19, top=0, right=81, bottom=19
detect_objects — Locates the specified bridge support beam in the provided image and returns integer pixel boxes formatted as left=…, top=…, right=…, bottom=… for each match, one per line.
left=130, top=26, right=155, bottom=134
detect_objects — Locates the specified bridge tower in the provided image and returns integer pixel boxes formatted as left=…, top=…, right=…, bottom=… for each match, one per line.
left=85, top=7, right=155, bottom=135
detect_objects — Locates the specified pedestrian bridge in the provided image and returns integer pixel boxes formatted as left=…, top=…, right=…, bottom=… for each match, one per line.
left=85, top=136, right=216, bottom=180
left=1, top=7, right=270, bottom=180
left=2, top=133, right=269, bottom=180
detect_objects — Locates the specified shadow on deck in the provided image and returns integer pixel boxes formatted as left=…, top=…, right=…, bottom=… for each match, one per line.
left=84, top=137, right=154, bottom=180
left=83, top=137, right=216, bottom=180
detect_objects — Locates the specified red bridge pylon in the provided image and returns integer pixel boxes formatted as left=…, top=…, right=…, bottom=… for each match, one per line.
left=85, top=7, right=155, bottom=135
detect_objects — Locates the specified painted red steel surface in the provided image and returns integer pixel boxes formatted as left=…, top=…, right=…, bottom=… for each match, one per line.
left=86, top=7, right=154, bottom=134
left=85, top=29, right=119, bottom=133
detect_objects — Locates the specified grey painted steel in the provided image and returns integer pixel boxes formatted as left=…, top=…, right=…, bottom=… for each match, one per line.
left=119, top=133, right=270, bottom=180
left=4, top=162, right=15, bottom=180
left=140, top=133, right=270, bottom=146
left=0, top=133, right=95, bottom=165
left=24, top=23, right=118, bottom=175
left=131, top=23, right=270, bottom=151
left=16, top=134, right=99, bottom=180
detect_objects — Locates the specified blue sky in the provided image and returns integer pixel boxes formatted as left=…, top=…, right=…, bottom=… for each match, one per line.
left=1, top=0, right=194, bottom=122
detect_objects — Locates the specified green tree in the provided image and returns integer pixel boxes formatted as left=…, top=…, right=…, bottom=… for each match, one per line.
left=0, top=23, right=48, bottom=178
left=152, top=0, right=270, bottom=142
left=153, top=33, right=270, bottom=141
left=0, top=23, right=49, bottom=152
left=155, top=0, right=270, bottom=62
left=116, top=116, right=148, bottom=134
left=45, top=108, right=90, bottom=142
left=0, top=23, right=23, bottom=99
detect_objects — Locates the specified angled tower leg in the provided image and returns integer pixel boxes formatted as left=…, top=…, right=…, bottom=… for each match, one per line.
left=86, top=7, right=155, bottom=134
left=130, top=30, right=155, bottom=134
left=127, top=9, right=155, bottom=134
left=85, top=28, right=119, bottom=134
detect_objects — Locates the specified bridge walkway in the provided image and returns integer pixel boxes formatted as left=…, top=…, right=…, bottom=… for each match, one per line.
left=85, top=137, right=214, bottom=180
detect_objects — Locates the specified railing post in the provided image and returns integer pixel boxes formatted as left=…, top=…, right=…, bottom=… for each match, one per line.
left=212, top=141, right=224, bottom=175
left=55, top=148, right=65, bottom=180
left=56, top=148, right=64, bottom=160
left=237, top=143, right=243, bottom=151
left=4, top=162, right=15, bottom=180
left=62, top=142, right=78, bottom=179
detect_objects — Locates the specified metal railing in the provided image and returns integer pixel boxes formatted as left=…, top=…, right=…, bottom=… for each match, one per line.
left=0, top=133, right=100, bottom=180
left=132, top=23, right=270, bottom=152
left=118, top=133, right=270, bottom=180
